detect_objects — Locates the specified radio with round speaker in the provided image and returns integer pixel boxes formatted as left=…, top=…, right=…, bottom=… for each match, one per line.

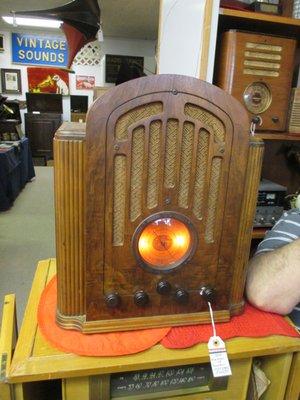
left=54, top=74, right=264, bottom=333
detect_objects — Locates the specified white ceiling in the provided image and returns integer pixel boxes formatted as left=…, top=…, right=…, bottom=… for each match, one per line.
left=0, top=0, right=159, bottom=40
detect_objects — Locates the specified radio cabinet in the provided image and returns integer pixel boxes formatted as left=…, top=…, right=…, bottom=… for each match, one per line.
left=217, top=30, right=296, bottom=132
left=54, top=75, right=264, bottom=333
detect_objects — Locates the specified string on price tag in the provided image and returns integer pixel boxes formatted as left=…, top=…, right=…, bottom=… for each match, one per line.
left=207, top=301, right=232, bottom=378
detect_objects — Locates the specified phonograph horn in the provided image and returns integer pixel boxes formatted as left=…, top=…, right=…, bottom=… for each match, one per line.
left=14, top=0, right=101, bottom=71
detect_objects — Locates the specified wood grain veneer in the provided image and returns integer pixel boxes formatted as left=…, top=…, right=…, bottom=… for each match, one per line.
left=217, top=30, right=296, bottom=131
left=54, top=75, right=263, bottom=333
left=54, top=127, right=85, bottom=316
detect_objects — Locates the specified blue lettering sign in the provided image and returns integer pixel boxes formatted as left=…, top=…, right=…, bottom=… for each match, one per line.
left=12, top=33, right=68, bottom=67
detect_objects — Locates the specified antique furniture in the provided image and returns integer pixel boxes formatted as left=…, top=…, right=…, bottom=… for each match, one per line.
left=25, top=93, right=62, bottom=162
left=54, top=75, right=264, bottom=333
left=2, top=259, right=299, bottom=400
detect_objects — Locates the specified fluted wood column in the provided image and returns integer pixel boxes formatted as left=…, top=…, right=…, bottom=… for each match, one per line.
left=54, top=134, right=85, bottom=316
left=230, top=137, right=264, bottom=312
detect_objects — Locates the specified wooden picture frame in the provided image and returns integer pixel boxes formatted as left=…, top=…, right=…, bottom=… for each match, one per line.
left=0, top=34, right=4, bottom=52
left=1, top=69, right=22, bottom=94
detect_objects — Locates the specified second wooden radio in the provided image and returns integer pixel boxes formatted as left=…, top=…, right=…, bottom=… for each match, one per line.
left=54, top=75, right=263, bottom=333
left=217, top=30, right=296, bottom=131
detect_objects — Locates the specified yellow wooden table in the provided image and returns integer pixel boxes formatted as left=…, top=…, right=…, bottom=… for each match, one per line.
left=1, top=259, right=300, bottom=400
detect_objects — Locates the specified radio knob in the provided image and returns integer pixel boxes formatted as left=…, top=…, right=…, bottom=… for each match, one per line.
left=199, top=286, right=216, bottom=303
left=272, top=116, right=279, bottom=123
left=156, top=280, right=172, bottom=295
left=134, top=290, right=149, bottom=307
left=252, top=116, right=260, bottom=124
left=105, top=293, right=121, bottom=308
left=175, top=288, right=189, bottom=304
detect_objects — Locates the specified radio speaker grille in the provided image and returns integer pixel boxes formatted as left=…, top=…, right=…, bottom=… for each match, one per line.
left=130, top=126, right=145, bottom=221
left=243, top=42, right=282, bottom=77
left=206, top=157, right=222, bottom=243
left=193, top=129, right=209, bottom=220
left=147, top=121, right=162, bottom=209
left=113, top=155, right=126, bottom=245
left=178, top=122, right=194, bottom=209
left=115, top=102, right=163, bottom=140
left=111, top=101, right=225, bottom=245
left=164, top=119, right=179, bottom=189
left=288, top=88, right=300, bottom=133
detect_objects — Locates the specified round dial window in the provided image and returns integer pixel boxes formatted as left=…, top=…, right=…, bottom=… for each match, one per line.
left=243, top=82, right=272, bottom=114
left=133, top=213, right=197, bottom=273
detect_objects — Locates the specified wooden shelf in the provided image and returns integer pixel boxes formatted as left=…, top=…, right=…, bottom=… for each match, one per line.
left=218, top=7, right=300, bottom=37
left=255, top=132, right=300, bottom=141
left=219, top=8, right=300, bottom=27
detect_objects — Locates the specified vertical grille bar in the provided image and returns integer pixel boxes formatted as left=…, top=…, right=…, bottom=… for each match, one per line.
left=178, top=122, right=194, bottom=208
left=130, top=126, right=145, bottom=221
left=147, top=121, right=161, bottom=209
left=205, top=157, right=222, bottom=243
left=164, top=119, right=178, bottom=188
left=113, top=155, right=126, bottom=245
left=193, top=129, right=209, bottom=219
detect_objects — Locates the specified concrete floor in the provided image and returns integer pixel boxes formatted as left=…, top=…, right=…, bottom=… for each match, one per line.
left=0, top=167, right=55, bottom=325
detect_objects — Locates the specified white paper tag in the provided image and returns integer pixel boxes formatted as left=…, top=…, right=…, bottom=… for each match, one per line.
left=208, top=336, right=232, bottom=378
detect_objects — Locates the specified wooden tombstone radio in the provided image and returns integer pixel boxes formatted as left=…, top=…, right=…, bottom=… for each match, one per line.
left=54, top=75, right=264, bottom=333
left=217, top=30, right=296, bottom=131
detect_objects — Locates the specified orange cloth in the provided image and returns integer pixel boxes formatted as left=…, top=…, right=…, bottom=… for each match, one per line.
left=38, top=277, right=170, bottom=356
left=38, top=277, right=299, bottom=356
left=161, top=304, right=300, bottom=349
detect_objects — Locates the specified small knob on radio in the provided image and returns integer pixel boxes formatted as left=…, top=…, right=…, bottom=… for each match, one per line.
left=156, top=280, right=172, bottom=295
left=134, top=290, right=149, bottom=307
left=272, top=116, right=279, bottom=123
left=252, top=116, right=261, bottom=124
left=199, top=286, right=216, bottom=303
left=105, top=293, right=121, bottom=308
left=174, top=288, right=189, bottom=304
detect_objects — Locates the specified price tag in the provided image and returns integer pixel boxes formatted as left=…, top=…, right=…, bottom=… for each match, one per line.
left=208, top=336, right=232, bottom=378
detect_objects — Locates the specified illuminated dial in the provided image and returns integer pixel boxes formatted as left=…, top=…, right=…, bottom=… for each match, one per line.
left=243, top=82, right=272, bottom=114
left=133, top=213, right=197, bottom=273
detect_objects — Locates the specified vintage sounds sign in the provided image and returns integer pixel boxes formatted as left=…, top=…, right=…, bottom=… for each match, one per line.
left=12, top=33, right=68, bottom=67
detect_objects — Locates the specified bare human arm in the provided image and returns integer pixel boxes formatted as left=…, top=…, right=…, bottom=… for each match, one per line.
left=246, top=238, right=300, bottom=315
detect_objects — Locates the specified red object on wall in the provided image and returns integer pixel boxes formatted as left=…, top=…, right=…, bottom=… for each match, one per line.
left=27, top=67, right=70, bottom=94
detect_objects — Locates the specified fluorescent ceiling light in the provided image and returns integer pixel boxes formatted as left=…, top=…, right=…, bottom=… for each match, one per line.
left=2, top=16, right=62, bottom=28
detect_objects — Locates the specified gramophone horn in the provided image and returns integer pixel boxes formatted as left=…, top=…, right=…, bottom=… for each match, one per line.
left=14, top=0, right=100, bottom=70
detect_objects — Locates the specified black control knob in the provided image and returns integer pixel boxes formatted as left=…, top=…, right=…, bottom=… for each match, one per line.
left=199, top=286, right=216, bottom=303
left=156, top=280, right=172, bottom=295
left=272, top=116, right=279, bottom=123
left=175, top=288, right=189, bottom=304
left=105, top=293, right=121, bottom=308
left=252, top=116, right=261, bottom=124
left=134, top=290, right=149, bottom=307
